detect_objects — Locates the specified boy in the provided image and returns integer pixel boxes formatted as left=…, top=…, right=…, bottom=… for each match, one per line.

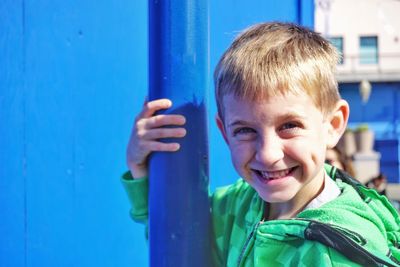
left=123, top=22, right=400, bottom=266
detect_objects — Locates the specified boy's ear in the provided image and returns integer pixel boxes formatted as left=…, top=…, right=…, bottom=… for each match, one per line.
left=326, top=99, right=350, bottom=148
left=216, top=115, right=229, bottom=144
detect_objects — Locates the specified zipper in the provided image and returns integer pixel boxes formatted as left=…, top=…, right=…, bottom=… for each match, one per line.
left=303, top=219, right=399, bottom=267
left=237, top=220, right=264, bottom=267
left=297, top=218, right=367, bottom=245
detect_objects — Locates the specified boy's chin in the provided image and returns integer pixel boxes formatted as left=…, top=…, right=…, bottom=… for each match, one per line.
left=257, top=190, right=298, bottom=204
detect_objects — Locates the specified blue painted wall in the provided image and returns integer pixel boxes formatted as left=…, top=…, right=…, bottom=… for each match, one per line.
left=0, top=1, right=313, bottom=266
left=340, top=82, right=400, bottom=183
left=210, top=0, right=314, bottom=190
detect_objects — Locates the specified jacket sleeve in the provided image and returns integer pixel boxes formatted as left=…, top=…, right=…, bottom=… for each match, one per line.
left=121, top=171, right=149, bottom=224
left=121, top=170, right=236, bottom=266
left=210, top=179, right=255, bottom=267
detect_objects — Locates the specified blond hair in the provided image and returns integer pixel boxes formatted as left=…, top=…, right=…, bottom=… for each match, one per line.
left=214, top=22, right=340, bottom=120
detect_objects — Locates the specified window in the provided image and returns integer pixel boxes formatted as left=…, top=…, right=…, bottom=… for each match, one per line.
left=329, top=37, right=344, bottom=64
left=360, top=36, right=378, bottom=64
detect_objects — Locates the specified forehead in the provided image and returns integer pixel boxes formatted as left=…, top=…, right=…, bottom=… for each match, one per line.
left=222, top=92, right=323, bottom=123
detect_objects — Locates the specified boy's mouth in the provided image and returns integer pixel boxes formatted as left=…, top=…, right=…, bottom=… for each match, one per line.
left=253, top=167, right=297, bottom=182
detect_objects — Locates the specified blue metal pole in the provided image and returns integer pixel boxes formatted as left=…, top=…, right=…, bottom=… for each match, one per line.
left=297, top=0, right=315, bottom=27
left=148, top=0, right=211, bottom=266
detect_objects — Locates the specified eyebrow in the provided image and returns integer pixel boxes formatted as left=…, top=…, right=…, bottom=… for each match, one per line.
left=227, top=120, right=249, bottom=128
left=227, top=112, right=307, bottom=129
left=279, top=112, right=307, bottom=122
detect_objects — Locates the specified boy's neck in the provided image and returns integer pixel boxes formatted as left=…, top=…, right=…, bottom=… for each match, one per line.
left=265, top=169, right=326, bottom=220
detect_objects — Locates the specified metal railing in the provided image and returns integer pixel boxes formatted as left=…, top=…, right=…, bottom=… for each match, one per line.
left=337, top=53, right=400, bottom=76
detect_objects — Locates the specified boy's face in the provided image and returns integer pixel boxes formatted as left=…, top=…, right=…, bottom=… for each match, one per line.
left=217, top=92, right=346, bottom=205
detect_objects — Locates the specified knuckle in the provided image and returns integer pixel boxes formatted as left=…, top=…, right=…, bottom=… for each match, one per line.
left=153, top=142, right=162, bottom=151
left=134, top=116, right=142, bottom=126
left=136, top=129, right=146, bottom=139
left=144, top=102, right=152, bottom=110
left=170, top=129, right=180, bottom=137
left=157, top=129, right=167, bottom=138
left=135, top=118, right=146, bottom=129
left=150, top=115, right=160, bottom=125
left=134, top=116, right=144, bottom=126
left=150, top=116, right=165, bottom=128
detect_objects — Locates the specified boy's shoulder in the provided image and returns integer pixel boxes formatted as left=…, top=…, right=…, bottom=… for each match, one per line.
left=211, top=169, right=400, bottom=266
left=312, top=166, right=399, bottom=224
left=300, top=167, right=400, bottom=255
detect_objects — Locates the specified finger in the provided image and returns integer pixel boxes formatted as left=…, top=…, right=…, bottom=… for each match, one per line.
left=145, top=140, right=181, bottom=152
left=143, top=114, right=186, bottom=129
left=139, top=99, right=173, bottom=118
left=138, top=127, right=187, bottom=140
left=128, top=138, right=181, bottom=164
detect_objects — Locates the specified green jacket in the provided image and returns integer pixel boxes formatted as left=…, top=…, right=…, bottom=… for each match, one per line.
left=122, top=165, right=400, bottom=266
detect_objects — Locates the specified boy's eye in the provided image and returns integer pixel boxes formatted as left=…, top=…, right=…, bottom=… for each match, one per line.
left=279, top=122, right=302, bottom=132
left=233, top=127, right=256, bottom=136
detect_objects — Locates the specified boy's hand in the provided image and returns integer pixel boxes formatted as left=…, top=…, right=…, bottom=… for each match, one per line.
left=126, top=99, right=186, bottom=179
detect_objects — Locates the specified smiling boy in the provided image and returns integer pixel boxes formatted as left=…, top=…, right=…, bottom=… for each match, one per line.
left=217, top=93, right=340, bottom=220
left=123, top=22, right=400, bottom=266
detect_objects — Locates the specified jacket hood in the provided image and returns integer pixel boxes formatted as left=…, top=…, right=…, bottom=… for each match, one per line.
left=254, top=165, right=400, bottom=266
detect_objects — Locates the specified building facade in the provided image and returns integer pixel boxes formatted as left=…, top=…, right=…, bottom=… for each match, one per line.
left=315, top=0, right=400, bottom=183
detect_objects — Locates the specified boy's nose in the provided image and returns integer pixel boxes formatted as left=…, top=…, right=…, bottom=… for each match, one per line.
left=255, top=137, right=284, bottom=165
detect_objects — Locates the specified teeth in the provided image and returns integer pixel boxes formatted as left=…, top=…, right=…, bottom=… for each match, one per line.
left=260, top=168, right=292, bottom=179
